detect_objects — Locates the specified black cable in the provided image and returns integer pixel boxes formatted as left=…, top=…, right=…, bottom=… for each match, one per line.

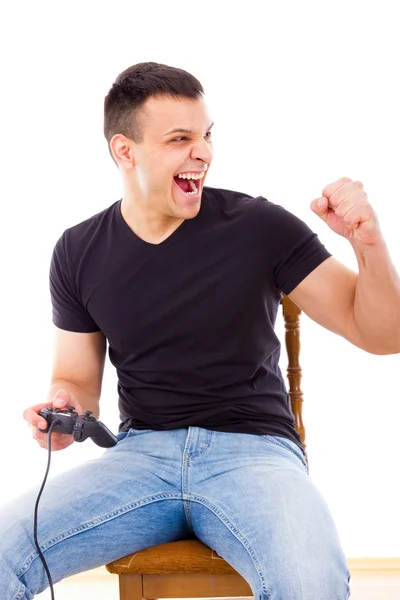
left=33, top=419, right=61, bottom=600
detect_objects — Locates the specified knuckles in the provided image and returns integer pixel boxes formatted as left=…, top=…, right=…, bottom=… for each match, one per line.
left=323, top=177, right=365, bottom=199
left=352, top=180, right=364, bottom=189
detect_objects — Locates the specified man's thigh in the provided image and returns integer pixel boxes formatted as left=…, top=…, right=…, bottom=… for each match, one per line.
left=187, top=431, right=351, bottom=600
left=0, top=429, right=190, bottom=597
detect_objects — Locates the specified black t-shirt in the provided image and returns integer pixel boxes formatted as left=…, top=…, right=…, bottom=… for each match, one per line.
left=50, top=186, right=332, bottom=452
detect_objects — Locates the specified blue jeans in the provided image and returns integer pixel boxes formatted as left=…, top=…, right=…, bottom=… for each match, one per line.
left=0, top=427, right=351, bottom=599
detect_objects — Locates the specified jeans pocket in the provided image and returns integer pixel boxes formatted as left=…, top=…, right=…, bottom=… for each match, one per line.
left=262, top=435, right=309, bottom=472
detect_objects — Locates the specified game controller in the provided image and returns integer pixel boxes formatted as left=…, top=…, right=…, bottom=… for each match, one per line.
left=38, top=406, right=118, bottom=448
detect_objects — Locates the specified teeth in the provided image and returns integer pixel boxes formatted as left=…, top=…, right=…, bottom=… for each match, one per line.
left=177, top=172, right=204, bottom=180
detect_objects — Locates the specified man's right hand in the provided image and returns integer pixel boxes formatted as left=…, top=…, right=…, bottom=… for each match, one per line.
left=23, top=389, right=83, bottom=451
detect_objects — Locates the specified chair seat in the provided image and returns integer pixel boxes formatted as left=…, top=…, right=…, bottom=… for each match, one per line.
left=106, top=539, right=238, bottom=575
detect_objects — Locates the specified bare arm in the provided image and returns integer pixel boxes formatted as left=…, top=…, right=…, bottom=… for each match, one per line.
left=351, top=235, right=400, bottom=355
left=288, top=245, right=400, bottom=356
left=300, top=176, right=400, bottom=355
left=287, top=256, right=366, bottom=350
left=46, top=379, right=102, bottom=417
left=24, top=327, right=107, bottom=450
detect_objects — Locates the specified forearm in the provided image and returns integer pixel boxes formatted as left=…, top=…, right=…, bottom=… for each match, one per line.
left=351, top=235, right=400, bottom=354
left=48, top=379, right=101, bottom=417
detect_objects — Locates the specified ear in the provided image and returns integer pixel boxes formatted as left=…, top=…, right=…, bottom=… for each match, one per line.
left=109, top=134, right=136, bottom=168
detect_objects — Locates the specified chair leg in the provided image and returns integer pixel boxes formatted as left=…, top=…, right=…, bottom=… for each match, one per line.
left=119, top=574, right=143, bottom=600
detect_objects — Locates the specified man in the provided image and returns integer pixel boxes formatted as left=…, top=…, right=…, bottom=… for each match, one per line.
left=1, top=61, right=399, bottom=599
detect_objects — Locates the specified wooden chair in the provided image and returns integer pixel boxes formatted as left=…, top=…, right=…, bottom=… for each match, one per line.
left=106, top=294, right=304, bottom=599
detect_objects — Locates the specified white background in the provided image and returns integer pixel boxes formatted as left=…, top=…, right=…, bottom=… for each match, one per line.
left=1, top=0, right=399, bottom=560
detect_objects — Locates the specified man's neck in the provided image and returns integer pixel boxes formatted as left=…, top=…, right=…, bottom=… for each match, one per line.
left=120, top=196, right=184, bottom=245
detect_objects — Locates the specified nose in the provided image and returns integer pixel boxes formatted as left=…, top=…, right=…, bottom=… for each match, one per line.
left=190, top=136, right=213, bottom=165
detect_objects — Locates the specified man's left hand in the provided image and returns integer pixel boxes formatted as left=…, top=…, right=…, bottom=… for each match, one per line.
left=310, top=177, right=381, bottom=246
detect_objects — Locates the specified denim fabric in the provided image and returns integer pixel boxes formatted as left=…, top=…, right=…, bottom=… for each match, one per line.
left=0, top=428, right=351, bottom=599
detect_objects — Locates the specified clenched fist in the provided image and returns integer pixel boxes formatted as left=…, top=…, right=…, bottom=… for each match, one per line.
left=311, top=177, right=381, bottom=246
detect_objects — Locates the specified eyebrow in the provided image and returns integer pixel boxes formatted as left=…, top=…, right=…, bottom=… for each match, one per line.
left=164, top=121, right=214, bottom=136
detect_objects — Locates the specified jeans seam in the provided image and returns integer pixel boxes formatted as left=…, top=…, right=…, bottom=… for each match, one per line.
left=182, top=453, right=195, bottom=535
left=12, top=583, right=25, bottom=600
left=187, top=494, right=272, bottom=600
left=17, top=492, right=183, bottom=578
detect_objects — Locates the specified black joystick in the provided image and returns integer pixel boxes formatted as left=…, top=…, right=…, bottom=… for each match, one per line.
left=38, top=406, right=118, bottom=448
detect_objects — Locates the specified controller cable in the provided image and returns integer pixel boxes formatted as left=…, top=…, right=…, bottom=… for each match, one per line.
left=33, top=419, right=61, bottom=600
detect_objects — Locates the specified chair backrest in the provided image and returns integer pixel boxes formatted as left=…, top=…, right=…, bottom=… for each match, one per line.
left=280, top=294, right=307, bottom=461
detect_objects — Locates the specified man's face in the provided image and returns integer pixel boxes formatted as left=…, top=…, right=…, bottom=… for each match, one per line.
left=128, top=95, right=213, bottom=220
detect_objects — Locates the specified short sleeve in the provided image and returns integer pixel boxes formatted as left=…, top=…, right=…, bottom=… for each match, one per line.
left=49, top=234, right=100, bottom=333
left=258, top=197, right=332, bottom=295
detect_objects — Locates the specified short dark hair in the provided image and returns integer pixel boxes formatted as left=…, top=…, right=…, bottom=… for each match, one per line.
left=103, top=62, right=204, bottom=162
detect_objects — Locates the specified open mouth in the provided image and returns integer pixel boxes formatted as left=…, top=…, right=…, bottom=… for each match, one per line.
left=173, top=175, right=201, bottom=197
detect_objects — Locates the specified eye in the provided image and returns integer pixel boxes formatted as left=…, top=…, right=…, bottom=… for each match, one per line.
left=171, top=131, right=212, bottom=143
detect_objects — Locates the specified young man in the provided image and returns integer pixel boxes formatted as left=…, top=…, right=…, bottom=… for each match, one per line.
left=1, top=61, right=399, bottom=599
